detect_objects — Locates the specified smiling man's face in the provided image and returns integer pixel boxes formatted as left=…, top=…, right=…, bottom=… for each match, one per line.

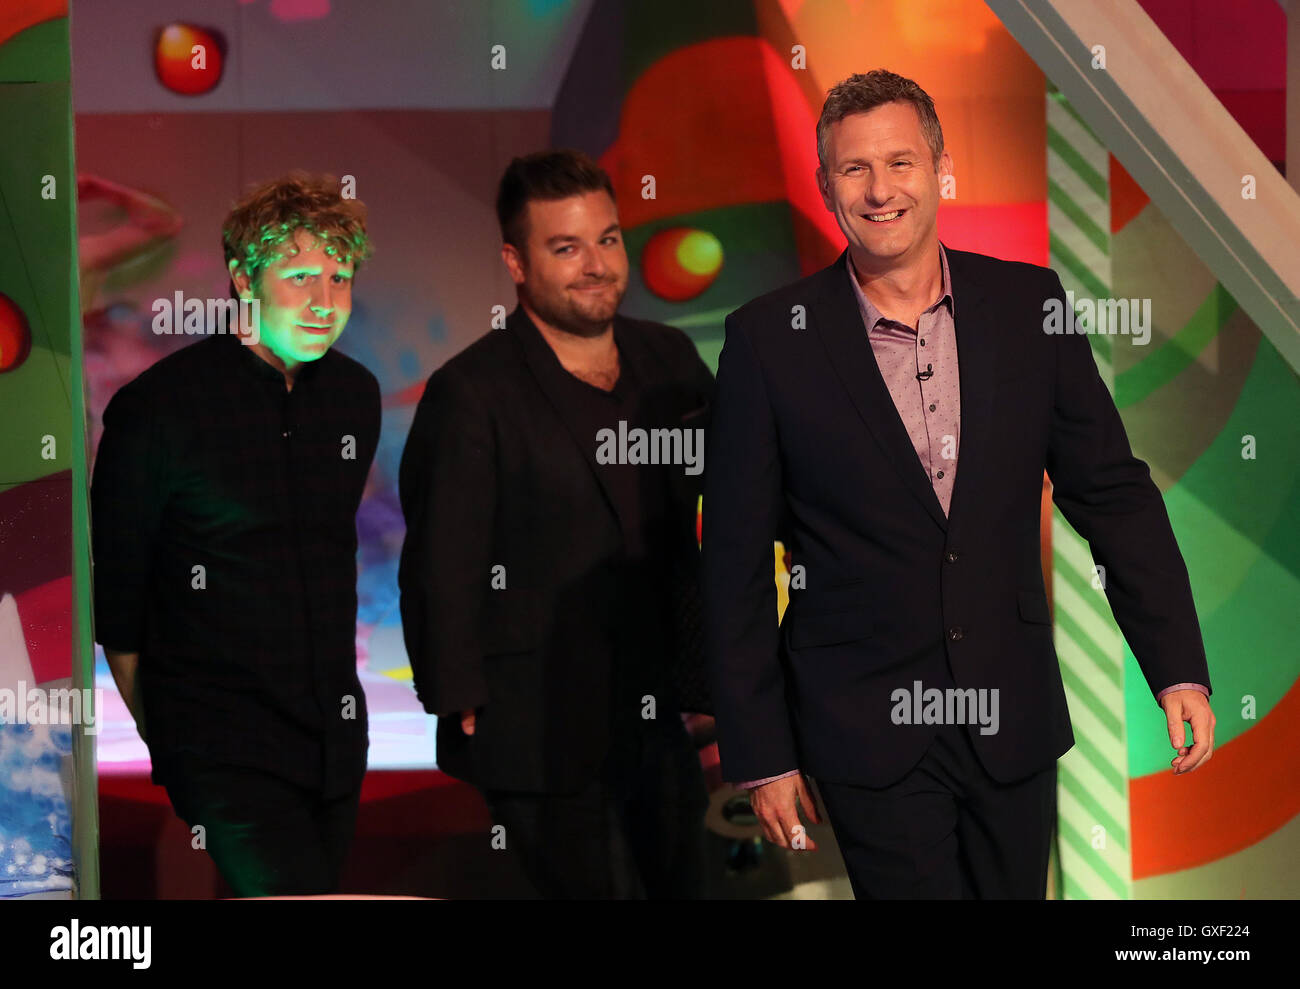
left=231, top=226, right=354, bottom=371
left=502, top=190, right=628, bottom=338
left=817, top=101, right=951, bottom=274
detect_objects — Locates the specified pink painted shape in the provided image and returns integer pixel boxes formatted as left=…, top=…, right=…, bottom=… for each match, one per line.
left=937, top=202, right=1048, bottom=267
left=239, top=0, right=331, bottom=21
left=14, top=577, right=73, bottom=684
left=757, top=43, right=843, bottom=272
left=270, top=0, right=331, bottom=22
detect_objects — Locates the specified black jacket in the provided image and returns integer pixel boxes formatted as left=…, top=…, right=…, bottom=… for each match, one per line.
left=398, top=306, right=715, bottom=793
left=703, top=247, right=1210, bottom=788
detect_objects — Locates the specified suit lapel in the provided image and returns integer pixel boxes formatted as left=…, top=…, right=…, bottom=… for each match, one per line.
left=942, top=248, right=996, bottom=536
left=811, top=250, right=948, bottom=532
left=507, top=305, right=622, bottom=524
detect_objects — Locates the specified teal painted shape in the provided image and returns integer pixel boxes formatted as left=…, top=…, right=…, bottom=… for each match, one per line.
left=621, top=0, right=759, bottom=93
left=622, top=201, right=800, bottom=371
left=1125, top=339, right=1300, bottom=776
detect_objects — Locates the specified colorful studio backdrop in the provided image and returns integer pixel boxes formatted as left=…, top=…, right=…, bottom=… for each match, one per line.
left=0, top=0, right=1295, bottom=898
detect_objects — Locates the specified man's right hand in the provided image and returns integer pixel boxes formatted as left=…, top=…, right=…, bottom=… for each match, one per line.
left=460, top=709, right=476, bottom=736
left=750, top=773, right=820, bottom=850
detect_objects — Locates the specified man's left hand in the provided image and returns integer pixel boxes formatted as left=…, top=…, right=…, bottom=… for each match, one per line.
left=1161, top=689, right=1215, bottom=775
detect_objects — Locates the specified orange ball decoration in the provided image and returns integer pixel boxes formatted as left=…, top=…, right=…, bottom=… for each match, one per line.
left=154, top=23, right=225, bottom=96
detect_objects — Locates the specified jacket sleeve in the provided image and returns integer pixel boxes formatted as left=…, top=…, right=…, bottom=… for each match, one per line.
left=1042, top=271, right=1211, bottom=703
left=676, top=327, right=717, bottom=504
left=397, top=367, right=496, bottom=716
left=702, top=311, right=798, bottom=781
left=90, top=378, right=170, bottom=653
left=361, top=369, right=383, bottom=471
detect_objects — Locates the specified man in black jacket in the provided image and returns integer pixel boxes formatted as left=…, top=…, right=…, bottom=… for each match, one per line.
left=703, top=71, right=1215, bottom=898
left=398, top=150, right=715, bottom=898
left=92, top=173, right=380, bottom=896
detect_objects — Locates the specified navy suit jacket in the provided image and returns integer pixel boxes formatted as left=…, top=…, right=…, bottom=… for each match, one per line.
left=702, top=247, right=1210, bottom=787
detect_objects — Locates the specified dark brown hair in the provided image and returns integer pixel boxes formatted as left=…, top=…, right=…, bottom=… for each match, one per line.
left=817, top=70, right=944, bottom=170
left=496, top=149, right=615, bottom=251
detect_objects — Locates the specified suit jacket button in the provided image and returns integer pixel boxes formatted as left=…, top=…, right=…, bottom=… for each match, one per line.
left=945, top=551, right=959, bottom=563
left=949, top=626, right=964, bottom=641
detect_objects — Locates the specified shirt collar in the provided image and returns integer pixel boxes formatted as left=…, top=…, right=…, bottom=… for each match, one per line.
left=846, top=242, right=955, bottom=332
left=224, top=331, right=327, bottom=388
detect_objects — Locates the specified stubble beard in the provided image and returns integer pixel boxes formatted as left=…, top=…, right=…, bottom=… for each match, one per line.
left=531, top=280, right=623, bottom=339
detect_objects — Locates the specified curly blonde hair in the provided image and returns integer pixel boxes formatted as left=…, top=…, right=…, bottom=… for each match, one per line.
left=222, top=171, right=373, bottom=288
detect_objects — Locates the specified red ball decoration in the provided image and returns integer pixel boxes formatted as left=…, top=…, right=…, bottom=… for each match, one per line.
left=0, top=292, right=32, bottom=373
left=154, top=23, right=225, bottom=96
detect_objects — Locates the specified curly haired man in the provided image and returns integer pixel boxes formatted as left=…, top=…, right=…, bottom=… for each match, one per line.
left=91, top=173, right=381, bottom=896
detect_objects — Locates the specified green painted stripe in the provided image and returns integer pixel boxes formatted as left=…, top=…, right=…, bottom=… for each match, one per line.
left=1059, top=751, right=1127, bottom=831
left=1056, top=605, right=1120, bottom=671
left=1052, top=522, right=1095, bottom=574
left=1060, top=817, right=1129, bottom=898
left=1066, top=737, right=1127, bottom=812
left=1047, top=124, right=1107, bottom=198
left=1060, top=764, right=1128, bottom=851
left=1048, top=233, right=1110, bottom=299
left=1049, top=90, right=1101, bottom=144
left=1053, top=550, right=1121, bottom=630
left=1089, top=331, right=1112, bottom=364
left=1056, top=613, right=1123, bottom=694
left=1049, top=259, right=1107, bottom=311
left=1060, top=670, right=1123, bottom=769
left=1046, top=110, right=1108, bottom=178
left=1063, top=874, right=1092, bottom=900
left=1054, top=600, right=1123, bottom=690
left=1113, top=283, right=1237, bottom=409
left=1059, top=697, right=1127, bottom=787
left=1049, top=88, right=1124, bottom=910
left=1053, top=604, right=1122, bottom=685
left=1055, top=665, right=1128, bottom=753
left=1048, top=176, right=1110, bottom=256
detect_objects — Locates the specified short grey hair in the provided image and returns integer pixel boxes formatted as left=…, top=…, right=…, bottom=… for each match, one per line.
left=816, top=70, right=945, bottom=171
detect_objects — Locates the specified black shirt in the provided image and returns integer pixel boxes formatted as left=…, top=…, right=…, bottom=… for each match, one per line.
left=552, top=352, right=672, bottom=563
left=550, top=347, right=678, bottom=753
left=91, top=333, right=381, bottom=796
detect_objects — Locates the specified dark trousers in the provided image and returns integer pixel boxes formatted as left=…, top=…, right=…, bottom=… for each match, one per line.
left=162, top=762, right=360, bottom=898
left=483, top=717, right=709, bottom=899
left=816, top=721, right=1057, bottom=899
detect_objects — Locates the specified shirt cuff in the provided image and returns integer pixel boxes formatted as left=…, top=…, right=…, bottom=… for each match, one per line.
left=1156, top=682, right=1209, bottom=702
left=734, top=769, right=800, bottom=790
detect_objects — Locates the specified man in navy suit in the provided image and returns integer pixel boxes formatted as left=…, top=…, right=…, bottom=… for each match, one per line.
left=703, top=70, right=1215, bottom=898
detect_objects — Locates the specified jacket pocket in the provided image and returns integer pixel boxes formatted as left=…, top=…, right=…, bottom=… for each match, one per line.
left=1017, top=590, right=1052, bottom=625
left=787, top=607, right=876, bottom=648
